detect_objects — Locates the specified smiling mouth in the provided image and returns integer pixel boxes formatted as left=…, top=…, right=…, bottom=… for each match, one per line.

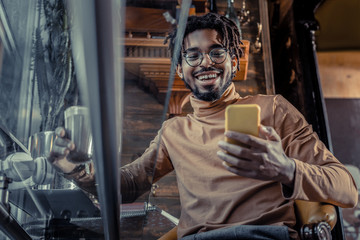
left=195, top=73, right=220, bottom=82
left=197, top=73, right=217, bottom=81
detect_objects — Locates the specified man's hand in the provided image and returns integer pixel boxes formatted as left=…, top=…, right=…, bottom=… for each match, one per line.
left=48, top=127, right=78, bottom=174
left=217, top=125, right=295, bottom=188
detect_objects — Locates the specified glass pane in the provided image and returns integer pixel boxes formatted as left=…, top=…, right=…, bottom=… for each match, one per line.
left=0, top=0, right=273, bottom=239
left=0, top=0, right=102, bottom=239
left=120, top=1, right=182, bottom=238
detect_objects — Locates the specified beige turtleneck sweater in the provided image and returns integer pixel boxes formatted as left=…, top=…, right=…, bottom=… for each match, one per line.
left=73, top=83, right=357, bottom=239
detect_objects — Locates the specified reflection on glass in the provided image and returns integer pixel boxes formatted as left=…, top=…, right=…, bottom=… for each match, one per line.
left=225, top=0, right=242, bottom=39
left=0, top=0, right=101, bottom=239
left=0, top=0, right=272, bottom=239
left=239, top=0, right=250, bottom=25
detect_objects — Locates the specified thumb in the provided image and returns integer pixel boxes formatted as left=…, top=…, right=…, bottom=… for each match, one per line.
left=259, top=125, right=279, bottom=141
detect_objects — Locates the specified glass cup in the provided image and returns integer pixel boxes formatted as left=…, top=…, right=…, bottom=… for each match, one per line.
left=28, top=131, right=56, bottom=158
left=64, top=106, right=93, bottom=163
left=28, top=131, right=56, bottom=186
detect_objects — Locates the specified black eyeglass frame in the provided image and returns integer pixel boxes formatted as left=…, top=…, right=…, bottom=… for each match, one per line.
left=182, top=47, right=230, bottom=67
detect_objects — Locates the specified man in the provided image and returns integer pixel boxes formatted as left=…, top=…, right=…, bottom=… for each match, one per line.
left=50, top=13, right=357, bottom=239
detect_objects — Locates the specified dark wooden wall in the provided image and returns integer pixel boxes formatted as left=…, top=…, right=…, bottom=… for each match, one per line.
left=325, top=99, right=360, bottom=167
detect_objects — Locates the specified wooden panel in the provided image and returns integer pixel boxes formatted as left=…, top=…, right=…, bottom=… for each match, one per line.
left=125, top=58, right=170, bottom=64
left=124, top=38, right=168, bottom=47
left=125, top=7, right=172, bottom=34
left=318, top=51, right=360, bottom=98
left=315, top=0, right=360, bottom=50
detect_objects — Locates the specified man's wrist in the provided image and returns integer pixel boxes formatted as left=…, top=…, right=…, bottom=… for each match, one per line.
left=282, top=157, right=296, bottom=188
left=60, top=162, right=91, bottom=178
left=62, top=164, right=86, bottom=176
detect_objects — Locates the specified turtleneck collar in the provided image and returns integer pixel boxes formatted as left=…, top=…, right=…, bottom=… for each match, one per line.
left=190, top=83, right=241, bottom=118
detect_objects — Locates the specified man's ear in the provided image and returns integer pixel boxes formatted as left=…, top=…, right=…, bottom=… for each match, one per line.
left=231, top=57, right=238, bottom=74
left=176, top=64, right=183, bottom=79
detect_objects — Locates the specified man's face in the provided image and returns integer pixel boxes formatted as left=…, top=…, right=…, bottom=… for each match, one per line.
left=176, top=29, right=237, bottom=101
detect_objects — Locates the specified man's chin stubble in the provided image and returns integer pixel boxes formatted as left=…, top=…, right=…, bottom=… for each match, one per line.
left=183, top=78, right=232, bottom=102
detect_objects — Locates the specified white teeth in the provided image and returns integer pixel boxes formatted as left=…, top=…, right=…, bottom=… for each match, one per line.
left=198, top=74, right=217, bottom=80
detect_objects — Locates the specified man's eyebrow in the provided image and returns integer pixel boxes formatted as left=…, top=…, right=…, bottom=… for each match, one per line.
left=209, top=44, right=224, bottom=49
left=184, top=47, right=200, bottom=52
left=184, top=44, right=224, bottom=52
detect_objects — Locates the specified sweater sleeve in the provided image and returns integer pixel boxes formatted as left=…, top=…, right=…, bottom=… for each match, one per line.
left=120, top=128, right=174, bottom=203
left=273, top=95, right=358, bottom=208
left=67, top=124, right=174, bottom=203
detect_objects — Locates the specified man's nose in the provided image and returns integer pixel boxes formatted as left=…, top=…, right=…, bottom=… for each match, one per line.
left=201, top=53, right=215, bottom=67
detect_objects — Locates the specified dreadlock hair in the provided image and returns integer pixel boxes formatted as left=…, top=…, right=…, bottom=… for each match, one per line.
left=165, top=13, right=243, bottom=71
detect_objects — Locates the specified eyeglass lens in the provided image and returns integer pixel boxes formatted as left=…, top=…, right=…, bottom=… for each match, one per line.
left=184, top=48, right=227, bottom=67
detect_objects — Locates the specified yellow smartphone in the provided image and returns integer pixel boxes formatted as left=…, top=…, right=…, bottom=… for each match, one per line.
left=225, top=104, right=261, bottom=146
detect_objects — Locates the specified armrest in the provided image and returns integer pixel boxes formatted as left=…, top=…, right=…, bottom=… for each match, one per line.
left=158, top=201, right=337, bottom=240
left=158, top=226, right=177, bottom=240
left=295, top=200, right=337, bottom=229
left=295, top=200, right=337, bottom=240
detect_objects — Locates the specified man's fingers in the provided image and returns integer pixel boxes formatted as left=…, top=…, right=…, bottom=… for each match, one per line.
left=224, top=131, right=267, bottom=151
left=222, top=161, right=258, bottom=178
left=218, top=140, right=257, bottom=160
left=217, top=150, right=258, bottom=170
left=55, top=126, right=66, bottom=137
left=259, top=125, right=280, bottom=141
left=55, top=136, right=74, bottom=149
left=51, top=144, right=69, bottom=157
left=50, top=131, right=75, bottom=163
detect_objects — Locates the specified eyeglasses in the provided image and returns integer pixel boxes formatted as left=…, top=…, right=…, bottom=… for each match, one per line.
left=182, top=48, right=229, bottom=67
